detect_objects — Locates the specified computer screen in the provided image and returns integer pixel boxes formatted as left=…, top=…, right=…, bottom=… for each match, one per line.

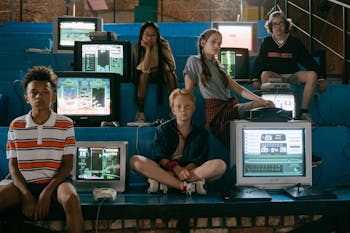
left=220, top=47, right=249, bottom=79
left=261, top=92, right=297, bottom=118
left=73, top=141, right=127, bottom=193
left=230, top=120, right=312, bottom=189
left=53, top=16, right=103, bottom=54
left=213, top=21, right=258, bottom=56
left=54, top=71, right=120, bottom=126
left=74, top=40, right=131, bottom=82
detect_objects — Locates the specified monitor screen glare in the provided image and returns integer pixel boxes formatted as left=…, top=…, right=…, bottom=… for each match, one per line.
left=82, top=43, right=124, bottom=74
left=59, top=21, right=96, bottom=47
left=219, top=24, right=253, bottom=51
left=56, top=77, right=111, bottom=116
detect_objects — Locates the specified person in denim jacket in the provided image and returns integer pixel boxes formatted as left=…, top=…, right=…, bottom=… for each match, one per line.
left=130, top=88, right=226, bottom=195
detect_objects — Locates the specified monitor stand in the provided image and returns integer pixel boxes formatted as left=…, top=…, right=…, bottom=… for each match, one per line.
left=223, top=186, right=271, bottom=202
left=284, top=185, right=337, bottom=200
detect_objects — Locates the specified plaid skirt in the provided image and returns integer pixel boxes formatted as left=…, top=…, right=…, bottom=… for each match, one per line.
left=205, top=97, right=239, bottom=148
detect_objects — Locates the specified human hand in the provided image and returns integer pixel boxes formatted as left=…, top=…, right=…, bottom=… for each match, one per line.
left=264, top=99, right=275, bottom=107
left=318, top=79, right=327, bottom=93
left=174, top=166, right=190, bottom=181
left=21, top=193, right=37, bottom=219
left=35, top=189, right=52, bottom=220
left=140, top=40, right=153, bottom=50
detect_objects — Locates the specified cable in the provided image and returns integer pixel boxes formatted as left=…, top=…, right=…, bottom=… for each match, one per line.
left=135, top=126, right=140, bottom=155
left=95, top=198, right=105, bottom=233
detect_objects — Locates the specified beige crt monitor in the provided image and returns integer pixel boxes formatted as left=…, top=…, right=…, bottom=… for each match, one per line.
left=230, top=120, right=312, bottom=189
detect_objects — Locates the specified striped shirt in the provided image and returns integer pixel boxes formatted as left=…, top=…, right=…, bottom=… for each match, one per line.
left=6, top=110, right=76, bottom=184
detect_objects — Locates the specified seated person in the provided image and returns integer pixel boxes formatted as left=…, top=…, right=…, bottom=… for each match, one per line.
left=252, top=11, right=327, bottom=123
left=0, top=66, right=83, bottom=233
left=184, top=28, right=274, bottom=148
left=132, top=21, right=179, bottom=122
left=130, top=88, right=227, bottom=195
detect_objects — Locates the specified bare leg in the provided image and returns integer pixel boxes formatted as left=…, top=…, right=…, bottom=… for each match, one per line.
left=0, top=183, right=21, bottom=212
left=130, top=155, right=184, bottom=190
left=56, top=182, right=84, bottom=233
left=136, top=72, right=150, bottom=109
left=298, top=71, right=317, bottom=110
left=188, top=159, right=227, bottom=182
left=164, top=71, right=179, bottom=95
left=260, top=71, right=281, bottom=83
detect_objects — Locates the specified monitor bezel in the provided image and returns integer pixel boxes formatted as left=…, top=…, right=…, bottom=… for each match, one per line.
left=230, top=120, right=312, bottom=189
left=54, top=71, right=120, bottom=127
left=52, top=16, right=103, bottom=54
left=72, top=141, right=128, bottom=193
left=74, top=40, right=132, bottom=82
left=213, top=21, right=258, bottom=56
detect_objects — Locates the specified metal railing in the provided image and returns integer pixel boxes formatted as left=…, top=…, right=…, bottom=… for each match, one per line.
left=284, top=0, right=349, bottom=84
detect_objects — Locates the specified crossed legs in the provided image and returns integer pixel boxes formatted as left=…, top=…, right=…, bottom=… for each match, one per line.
left=130, top=155, right=227, bottom=190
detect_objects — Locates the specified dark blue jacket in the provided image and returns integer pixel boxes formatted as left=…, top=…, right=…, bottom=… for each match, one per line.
left=152, top=118, right=209, bottom=166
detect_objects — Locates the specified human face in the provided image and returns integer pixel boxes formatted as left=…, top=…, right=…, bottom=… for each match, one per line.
left=141, top=26, right=158, bottom=47
left=25, top=80, right=56, bottom=112
left=171, top=94, right=195, bottom=123
left=271, top=16, right=286, bottom=36
left=202, top=32, right=222, bottom=59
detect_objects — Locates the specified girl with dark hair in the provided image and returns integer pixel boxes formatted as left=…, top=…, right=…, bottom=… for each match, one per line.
left=183, top=29, right=273, bottom=147
left=132, top=21, right=178, bottom=122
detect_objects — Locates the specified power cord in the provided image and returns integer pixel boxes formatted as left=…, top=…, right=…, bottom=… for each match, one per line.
left=135, top=126, right=140, bottom=155
left=95, top=198, right=106, bottom=233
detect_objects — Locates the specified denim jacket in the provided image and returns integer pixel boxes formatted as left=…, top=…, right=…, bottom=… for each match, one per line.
left=152, top=118, right=209, bottom=166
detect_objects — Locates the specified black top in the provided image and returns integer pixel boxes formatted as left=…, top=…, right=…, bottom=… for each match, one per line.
left=254, top=35, right=323, bottom=80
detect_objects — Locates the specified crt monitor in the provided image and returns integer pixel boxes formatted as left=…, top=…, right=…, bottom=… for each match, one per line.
left=213, top=21, right=258, bottom=56
left=220, top=47, right=249, bottom=79
left=54, top=71, right=120, bottom=127
left=74, top=40, right=131, bottom=82
left=73, top=141, right=128, bottom=193
left=52, top=16, right=103, bottom=54
left=230, top=120, right=312, bottom=189
left=261, top=91, right=297, bottom=119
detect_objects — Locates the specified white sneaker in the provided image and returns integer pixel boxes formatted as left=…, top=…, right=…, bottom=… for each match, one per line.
left=194, top=179, right=207, bottom=195
left=147, top=178, right=159, bottom=193
left=300, top=112, right=314, bottom=124
left=147, top=178, right=168, bottom=194
left=136, top=111, right=145, bottom=122
left=183, top=182, right=195, bottom=196
left=159, top=183, right=168, bottom=194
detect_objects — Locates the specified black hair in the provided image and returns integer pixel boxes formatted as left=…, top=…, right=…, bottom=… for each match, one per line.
left=135, top=21, right=164, bottom=80
left=22, top=66, right=57, bottom=93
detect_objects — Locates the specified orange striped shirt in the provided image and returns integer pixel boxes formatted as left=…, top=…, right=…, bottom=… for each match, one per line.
left=6, top=110, right=76, bottom=184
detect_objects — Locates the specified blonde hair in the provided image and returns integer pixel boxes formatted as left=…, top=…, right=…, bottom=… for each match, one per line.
left=169, top=88, right=195, bottom=109
left=265, top=11, right=293, bottom=34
